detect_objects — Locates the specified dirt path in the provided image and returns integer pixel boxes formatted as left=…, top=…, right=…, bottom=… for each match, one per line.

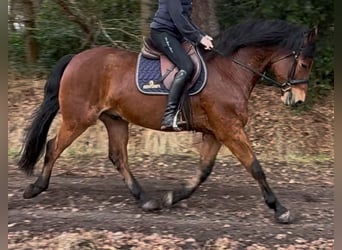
left=8, top=80, right=334, bottom=249
left=8, top=155, right=333, bottom=249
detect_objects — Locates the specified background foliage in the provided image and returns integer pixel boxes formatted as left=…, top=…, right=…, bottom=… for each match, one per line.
left=8, top=0, right=333, bottom=97
left=215, top=0, right=334, bottom=103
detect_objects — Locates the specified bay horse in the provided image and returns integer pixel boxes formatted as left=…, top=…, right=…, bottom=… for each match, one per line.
left=18, top=19, right=317, bottom=223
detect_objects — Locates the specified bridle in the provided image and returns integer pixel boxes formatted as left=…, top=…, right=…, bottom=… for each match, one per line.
left=212, top=44, right=309, bottom=93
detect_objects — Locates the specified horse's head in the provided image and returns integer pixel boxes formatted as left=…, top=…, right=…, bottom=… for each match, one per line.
left=269, top=27, right=318, bottom=106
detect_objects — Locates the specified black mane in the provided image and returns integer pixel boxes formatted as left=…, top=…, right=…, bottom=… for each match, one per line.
left=204, top=19, right=315, bottom=60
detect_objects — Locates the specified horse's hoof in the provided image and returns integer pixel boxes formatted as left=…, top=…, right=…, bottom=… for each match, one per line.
left=23, top=184, right=45, bottom=199
left=162, top=191, right=173, bottom=207
left=141, top=200, right=161, bottom=211
left=276, top=210, right=291, bottom=224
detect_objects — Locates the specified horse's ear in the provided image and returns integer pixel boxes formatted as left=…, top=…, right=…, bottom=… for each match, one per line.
left=305, top=26, right=318, bottom=43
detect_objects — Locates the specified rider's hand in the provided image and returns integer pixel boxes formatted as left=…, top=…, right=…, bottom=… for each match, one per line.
left=200, top=35, right=214, bottom=50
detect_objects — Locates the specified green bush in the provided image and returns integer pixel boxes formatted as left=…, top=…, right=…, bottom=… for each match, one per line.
left=8, top=31, right=26, bottom=73
left=34, top=1, right=83, bottom=70
left=8, top=0, right=143, bottom=75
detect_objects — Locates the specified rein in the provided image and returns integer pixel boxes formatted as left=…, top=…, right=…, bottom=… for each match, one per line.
left=211, top=47, right=308, bottom=92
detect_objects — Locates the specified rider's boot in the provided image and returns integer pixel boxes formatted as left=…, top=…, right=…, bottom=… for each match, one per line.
left=160, top=69, right=189, bottom=131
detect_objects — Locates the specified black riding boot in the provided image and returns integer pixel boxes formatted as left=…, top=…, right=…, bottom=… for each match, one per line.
left=161, top=69, right=189, bottom=131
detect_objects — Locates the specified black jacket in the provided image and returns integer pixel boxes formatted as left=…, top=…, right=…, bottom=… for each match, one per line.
left=150, top=0, right=204, bottom=44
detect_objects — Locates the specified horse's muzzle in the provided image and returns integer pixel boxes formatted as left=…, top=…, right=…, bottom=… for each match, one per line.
left=281, top=91, right=306, bottom=107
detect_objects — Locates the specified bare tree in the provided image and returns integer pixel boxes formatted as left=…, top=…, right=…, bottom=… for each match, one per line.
left=54, top=0, right=97, bottom=47
left=192, top=0, right=220, bottom=37
left=22, top=0, right=38, bottom=64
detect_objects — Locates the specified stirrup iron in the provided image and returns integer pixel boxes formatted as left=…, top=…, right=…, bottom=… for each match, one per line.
left=172, top=110, right=186, bottom=131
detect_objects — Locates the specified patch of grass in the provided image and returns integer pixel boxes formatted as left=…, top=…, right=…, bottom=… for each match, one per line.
left=285, top=153, right=333, bottom=164
left=8, top=148, right=21, bottom=159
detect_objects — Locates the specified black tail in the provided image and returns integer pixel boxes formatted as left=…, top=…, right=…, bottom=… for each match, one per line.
left=18, top=54, right=74, bottom=175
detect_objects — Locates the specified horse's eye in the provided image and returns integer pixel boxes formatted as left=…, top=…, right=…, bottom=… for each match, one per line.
left=300, top=63, right=308, bottom=69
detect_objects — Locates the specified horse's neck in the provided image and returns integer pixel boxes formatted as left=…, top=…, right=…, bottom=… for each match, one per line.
left=236, top=47, right=274, bottom=72
left=229, top=47, right=274, bottom=95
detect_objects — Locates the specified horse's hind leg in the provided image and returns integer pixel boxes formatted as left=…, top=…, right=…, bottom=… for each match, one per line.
left=100, top=114, right=161, bottom=211
left=163, top=133, right=221, bottom=207
left=217, top=126, right=290, bottom=223
left=23, top=121, right=90, bottom=198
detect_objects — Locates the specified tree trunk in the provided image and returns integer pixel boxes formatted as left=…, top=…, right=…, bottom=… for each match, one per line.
left=22, top=0, right=38, bottom=64
left=8, top=0, right=17, bottom=32
left=192, top=0, right=220, bottom=37
left=141, top=0, right=152, bottom=37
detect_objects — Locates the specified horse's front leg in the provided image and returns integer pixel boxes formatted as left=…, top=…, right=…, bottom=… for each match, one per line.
left=163, top=133, right=221, bottom=207
left=217, top=124, right=290, bottom=223
left=101, top=114, right=161, bottom=211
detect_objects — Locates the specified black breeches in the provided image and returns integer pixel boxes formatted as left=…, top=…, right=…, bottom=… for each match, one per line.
left=150, top=29, right=194, bottom=76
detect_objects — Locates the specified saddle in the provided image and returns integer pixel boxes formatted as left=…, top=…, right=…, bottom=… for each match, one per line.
left=136, top=37, right=208, bottom=130
left=141, top=37, right=203, bottom=89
